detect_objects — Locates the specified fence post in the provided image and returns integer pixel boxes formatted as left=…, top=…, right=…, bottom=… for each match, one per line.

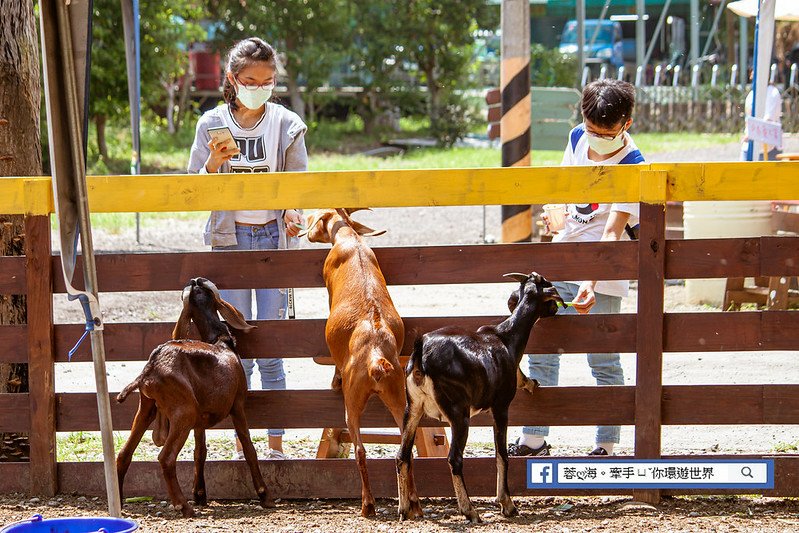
left=24, top=214, right=56, bottom=496
left=633, top=170, right=667, bottom=505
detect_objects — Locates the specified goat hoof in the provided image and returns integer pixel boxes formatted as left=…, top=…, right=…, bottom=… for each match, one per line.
left=261, top=497, right=276, bottom=509
left=193, top=492, right=207, bottom=506
left=464, top=511, right=482, bottom=523
left=501, top=504, right=519, bottom=518
left=180, top=504, right=196, bottom=518
left=361, top=502, right=376, bottom=517
left=409, top=501, right=424, bottom=519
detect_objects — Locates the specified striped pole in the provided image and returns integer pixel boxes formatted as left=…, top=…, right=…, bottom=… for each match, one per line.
left=500, top=0, right=532, bottom=243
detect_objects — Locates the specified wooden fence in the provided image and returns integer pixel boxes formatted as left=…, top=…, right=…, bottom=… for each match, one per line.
left=0, top=162, right=798, bottom=504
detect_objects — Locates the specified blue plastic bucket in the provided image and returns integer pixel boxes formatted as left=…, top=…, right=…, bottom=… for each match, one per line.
left=1, top=514, right=138, bottom=533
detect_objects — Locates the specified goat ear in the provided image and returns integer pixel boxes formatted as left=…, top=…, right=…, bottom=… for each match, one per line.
left=543, top=286, right=565, bottom=306
left=502, top=272, right=529, bottom=283
left=298, top=210, right=323, bottom=239
left=335, top=208, right=385, bottom=237
left=215, top=298, right=256, bottom=332
left=172, top=299, right=192, bottom=340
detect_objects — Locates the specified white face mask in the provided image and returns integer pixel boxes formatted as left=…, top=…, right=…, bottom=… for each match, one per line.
left=585, top=125, right=627, bottom=155
left=235, top=81, right=273, bottom=110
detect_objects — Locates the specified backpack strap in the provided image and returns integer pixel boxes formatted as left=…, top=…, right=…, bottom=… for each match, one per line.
left=619, top=149, right=645, bottom=165
left=570, top=124, right=585, bottom=152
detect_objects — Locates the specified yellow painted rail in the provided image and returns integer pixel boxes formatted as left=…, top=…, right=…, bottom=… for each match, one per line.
left=0, top=162, right=797, bottom=215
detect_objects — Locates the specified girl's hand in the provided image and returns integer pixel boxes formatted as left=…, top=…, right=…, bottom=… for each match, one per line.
left=204, top=139, right=240, bottom=173
left=284, top=209, right=304, bottom=238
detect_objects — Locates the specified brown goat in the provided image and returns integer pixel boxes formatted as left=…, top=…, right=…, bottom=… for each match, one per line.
left=115, top=278, right=272, bottom=517
left=302, top=208, right=422, bottom=518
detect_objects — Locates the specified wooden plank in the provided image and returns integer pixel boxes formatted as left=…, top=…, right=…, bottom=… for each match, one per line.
left=761, top=311, right=799, bottom=350
left=55, top=310, right=793, bottom=363
left=485, top=88, right=500, bottom=105
left=663, top=312, right=762, bottom=352
left=0, top=177, right=52, bottom=215
left=0, top=256, right=26, bottom=293
left=760, top=237, right=799, bottom=276
left=764, top=385, right=799, bottom=424
left=655, top=161, right=799, bottom=202
left=56, top=386, right=636, bottom=432
left=0, top=463, right=30, bottom=493
left=634, top=199, right=667, bottom=505
left=62, top=384, right=799, bottom=432
left=53, top=241, right=639, bottom=292
left=25, top=215, right=57, bottom=496
left=56, top=454, right=799, bottom=499
left=81, top=167, right=645, bottom=213
left=0, top=325, right=28, bottom=363
left=55, top=314, right=637, bottom=362
left=663, top=386, right=765, bottom=425
left=666, top=238, right=760, bottom=279
left=3, top=164, right=797, bottom=215
left=0, top=393, right=31, bottom=432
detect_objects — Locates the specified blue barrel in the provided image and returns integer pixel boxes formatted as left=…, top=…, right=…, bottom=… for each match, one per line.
left=1, top=514, right=138, bottom=533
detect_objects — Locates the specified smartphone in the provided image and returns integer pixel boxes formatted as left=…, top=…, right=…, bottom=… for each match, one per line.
left=207, top=126, right=239, bottom=152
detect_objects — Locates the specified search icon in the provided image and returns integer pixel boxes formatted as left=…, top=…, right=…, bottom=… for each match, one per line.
left=741, top=466, right=754, bottom=478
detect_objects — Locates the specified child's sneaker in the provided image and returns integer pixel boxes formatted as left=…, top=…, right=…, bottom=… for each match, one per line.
left=508, top=438, right=551, bottom=457
left=266, top=449, right=287, bottom=460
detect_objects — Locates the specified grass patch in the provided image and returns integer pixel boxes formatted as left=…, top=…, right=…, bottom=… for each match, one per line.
left=634, top=132, right=738, bottom=155
left=84, top=116, right=740, bottom=177
left=774, top=441, right=799, bottom=453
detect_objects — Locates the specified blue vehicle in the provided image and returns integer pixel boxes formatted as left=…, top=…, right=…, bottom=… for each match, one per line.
left=559, top=19, right=624, bottom=68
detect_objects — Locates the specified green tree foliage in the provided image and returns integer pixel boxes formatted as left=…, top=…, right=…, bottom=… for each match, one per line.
left=350, top=0, right=494, bottom=145
left=530, top=44, right=578, bottom=88
left=89, top=0, right=205, bottom=157
left=209, top=0, right=352, bottom=121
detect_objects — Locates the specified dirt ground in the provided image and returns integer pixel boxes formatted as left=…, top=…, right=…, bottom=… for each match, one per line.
left=2, top=493, right=799, bottom=532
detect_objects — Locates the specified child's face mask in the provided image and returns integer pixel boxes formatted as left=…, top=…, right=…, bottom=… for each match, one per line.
left=585, top=124, right=627, bottom=155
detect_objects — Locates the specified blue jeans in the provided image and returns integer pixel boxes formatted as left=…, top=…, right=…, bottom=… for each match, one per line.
left=214, top=222, right=287, bottom=437
left=523, top=281, right=624, bottom=444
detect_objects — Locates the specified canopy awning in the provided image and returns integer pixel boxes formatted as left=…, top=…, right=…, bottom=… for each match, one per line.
left=727, top=0, right=799, bottom=20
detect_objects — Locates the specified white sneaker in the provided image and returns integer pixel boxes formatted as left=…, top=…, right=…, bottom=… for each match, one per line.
left=231, top=450, right=245, bottom=461
left=266, top=449, right=287, bottom=460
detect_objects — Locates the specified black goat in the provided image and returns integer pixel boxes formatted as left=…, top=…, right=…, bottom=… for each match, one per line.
left=116, top=277, right=272, bottom=517
left=396, top=272, right=562, bottom=522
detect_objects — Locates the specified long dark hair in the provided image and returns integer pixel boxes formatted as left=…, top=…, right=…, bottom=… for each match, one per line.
left=222, top=37, right=277, bottom=112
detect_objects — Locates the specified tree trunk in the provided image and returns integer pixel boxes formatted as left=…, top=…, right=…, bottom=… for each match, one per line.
left=283, top=71, right=307, bottom=121
left=164, top=81, right=176, bottom=134
left=0, top=0, right=42, bottom=463
left=95, top=113, right=108, bottom=161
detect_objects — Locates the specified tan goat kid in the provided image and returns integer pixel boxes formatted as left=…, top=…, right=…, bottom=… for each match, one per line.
left=302, top=208, right=423, bottom=518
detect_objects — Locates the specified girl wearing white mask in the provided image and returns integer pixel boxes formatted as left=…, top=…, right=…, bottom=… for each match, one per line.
left=509, top=79, right=644, bottom=459
left=188, top=37, right=308, bottom=460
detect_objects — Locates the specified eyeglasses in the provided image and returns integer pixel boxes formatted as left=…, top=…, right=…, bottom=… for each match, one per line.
left=586, top=124, right=626, bottom=141
left=234, top=76, right=275, bottom=90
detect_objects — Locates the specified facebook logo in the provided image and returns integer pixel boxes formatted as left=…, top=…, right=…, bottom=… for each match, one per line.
left=528, top=462, right=555, bottom=486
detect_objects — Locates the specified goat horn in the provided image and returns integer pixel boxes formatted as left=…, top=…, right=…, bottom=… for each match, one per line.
left=502, top=272, right=529, bottom=283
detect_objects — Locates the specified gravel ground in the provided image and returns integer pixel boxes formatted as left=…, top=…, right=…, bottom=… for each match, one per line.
left=2, top=494, right=799, bottom=531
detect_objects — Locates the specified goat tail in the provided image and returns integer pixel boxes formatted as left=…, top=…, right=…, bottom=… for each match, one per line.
left=368, top=353, right=395, bottom=383
left=116, top=377, right=141, bottom=403
left=406, top=334, right=426, bottom=386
